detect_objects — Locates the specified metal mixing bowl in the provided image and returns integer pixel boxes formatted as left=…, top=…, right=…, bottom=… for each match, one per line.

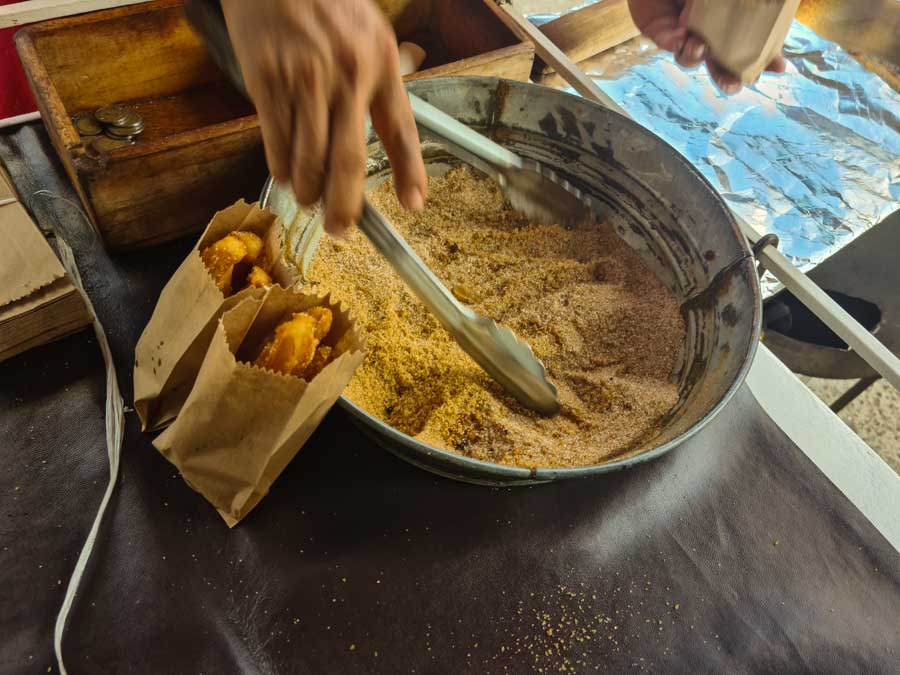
left=261, top=77, right=761, bottom=485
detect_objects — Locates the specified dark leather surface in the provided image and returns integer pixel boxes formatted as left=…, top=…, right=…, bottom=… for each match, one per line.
left=1, top=125, right=899, bottom=675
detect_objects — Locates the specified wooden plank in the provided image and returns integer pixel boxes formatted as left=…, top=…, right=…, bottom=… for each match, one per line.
left=750, top=231, right=900, bottom=391
left=14, top=20, right=93, bottom=222
left=852, top=54, right=900, bottom=93
left=797, top=0, right=900, bottom=67
left=487, top=1, right=627, bottom=115
left=12, top=0, right=262, bottom=248
left=431, top=0, right=521, bottom=60
left=797, top=0, right=900, bottom=93
left=538, top=0, right=639, bottom=74
left=0, top=0, right=152, bottom=28
left=82, top=128, right=266, bottom=249
left=747, top=345, right=900, bottom=552
left=406, top=42, right=534, bottom=82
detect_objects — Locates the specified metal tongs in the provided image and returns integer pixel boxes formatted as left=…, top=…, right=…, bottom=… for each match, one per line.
left=356, top=96, right=568, bottom=414
left=358, top=95, right=595, bottom=415
left=184, top=0, right=569, bottom=414
left=358, top=201, right=559, bottom=414
left=408, top=94, right=591, bottom=230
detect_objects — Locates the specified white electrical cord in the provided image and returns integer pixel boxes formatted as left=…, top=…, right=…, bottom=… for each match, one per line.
left=30, top=191, right=125, bottom=675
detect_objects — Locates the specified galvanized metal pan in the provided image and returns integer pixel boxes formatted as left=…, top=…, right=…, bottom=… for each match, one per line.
left=261, top=77, right=761, bottom=485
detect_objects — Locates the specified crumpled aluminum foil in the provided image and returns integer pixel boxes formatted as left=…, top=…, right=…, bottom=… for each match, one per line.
left=526, top=4, right=899, bottom=289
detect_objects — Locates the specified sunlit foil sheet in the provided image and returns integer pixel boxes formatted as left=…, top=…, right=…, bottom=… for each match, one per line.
left=527, top=10, right=899, bottom=293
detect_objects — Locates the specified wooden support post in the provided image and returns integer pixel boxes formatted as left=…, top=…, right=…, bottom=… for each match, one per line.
left=538, top=0, right=640, bottom=74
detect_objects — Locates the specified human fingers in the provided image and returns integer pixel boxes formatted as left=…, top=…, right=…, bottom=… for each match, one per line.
left=286, top=55, right=331, bottom=205
left=370, top=40, right=426, bottom=212
left=641, top=14, right=688, bottom=53
left=322, top=87, right=368, bottom=236
left=244, top=62, right=293, bottom=185
left=765, top=52, right=787, bottom=73
left=706, top=60, right=741, bottom=95
left=675, top=33, right=707, bottom=69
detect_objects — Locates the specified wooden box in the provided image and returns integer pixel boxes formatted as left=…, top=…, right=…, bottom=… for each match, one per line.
left=15, top=0, right=533, bottom=250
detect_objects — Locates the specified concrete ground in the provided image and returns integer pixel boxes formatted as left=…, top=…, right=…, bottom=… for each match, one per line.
left=801, top=377, right=900, bottom=474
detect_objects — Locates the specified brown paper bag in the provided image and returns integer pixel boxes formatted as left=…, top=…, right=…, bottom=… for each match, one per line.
left=686, top=0, right=800, bottom=84
left=0, top=201, right=66, bottom=307
left=0, top=162, right=19, bottom=203
left=153, top=284, right=365, bottom=527
left=134, top=200, right=298, bottom=431
left=0, top=168, right=91, bottom=363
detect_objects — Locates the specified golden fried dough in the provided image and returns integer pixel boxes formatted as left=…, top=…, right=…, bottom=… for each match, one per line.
left=306, top=306, right=333, bottom=340
left=232, top=231, right=264, bottom=263
left=254, top=313, right=319, bottom=376
left=200, top=234, right=247, bottom=295
left=300, top=345, right=332, bottom=381
left=246, top=265, right=273, bottom=289
left=202, top=230, right=272, bottom=295
left=252, top=306, right=346, bottom=380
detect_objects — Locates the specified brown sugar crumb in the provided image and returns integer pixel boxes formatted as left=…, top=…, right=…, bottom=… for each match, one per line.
left=305, top=168, right=685, bottom=468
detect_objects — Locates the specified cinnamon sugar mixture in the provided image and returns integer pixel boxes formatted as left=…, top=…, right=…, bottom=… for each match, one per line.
left=306, top=169, right=685, bottom=468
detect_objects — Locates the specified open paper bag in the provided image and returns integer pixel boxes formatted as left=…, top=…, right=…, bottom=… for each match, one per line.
left=134, top=200, right=298, bottom=431
left=153, top=284, right=365, bottom=526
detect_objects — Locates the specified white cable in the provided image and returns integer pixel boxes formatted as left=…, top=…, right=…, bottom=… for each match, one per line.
left=31, top=191, right=125, bottom=675
left=0, top=111, right=41, bottom=130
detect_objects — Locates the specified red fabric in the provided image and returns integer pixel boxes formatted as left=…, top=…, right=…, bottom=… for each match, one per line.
left=0, top=1, right=37, bottom=119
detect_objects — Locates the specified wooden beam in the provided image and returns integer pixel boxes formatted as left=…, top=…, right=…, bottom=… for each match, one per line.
left=0, top=0, right=152, bottom=29
left=538, top=0, right=640, bottom=74
left=750, top=233, right=900, bottom=391
left=487, top=1, right=627, bottom=114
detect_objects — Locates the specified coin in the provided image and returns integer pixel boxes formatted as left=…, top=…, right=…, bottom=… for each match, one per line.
left=104, top=125, right=142, bottom=140
left=94, top=104, right=130, bottom=126
left=106, top=122, right=144, bottom=136
left=89, top=135, right=135, bottom=154
left=103, top=130, right=134, bottom=142
left=110, top=124, right=144, bottom=136
left=114, top=109, right=144, bottom=130
left=103, top=127, right=135, bottom=138
left=74, top=116, right=103, bottom=136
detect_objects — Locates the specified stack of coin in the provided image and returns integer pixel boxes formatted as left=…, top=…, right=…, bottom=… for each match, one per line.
left=95, top=105, right=145, bottom=140
left=73, top=104, right=145, bottom=152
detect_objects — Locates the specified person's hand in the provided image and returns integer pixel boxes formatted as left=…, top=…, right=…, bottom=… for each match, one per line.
left=221, top=0, right=427, bottom=235
left=627, top=0, right=786, bottom=94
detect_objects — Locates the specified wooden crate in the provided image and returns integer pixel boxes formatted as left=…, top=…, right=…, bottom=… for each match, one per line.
left=15, top=0, right=533, bottom=250
left=15, top=0, right=262, bottom=250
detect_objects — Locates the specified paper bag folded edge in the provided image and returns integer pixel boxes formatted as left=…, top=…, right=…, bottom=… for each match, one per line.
left=133, top=199, right=294, bottom=431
